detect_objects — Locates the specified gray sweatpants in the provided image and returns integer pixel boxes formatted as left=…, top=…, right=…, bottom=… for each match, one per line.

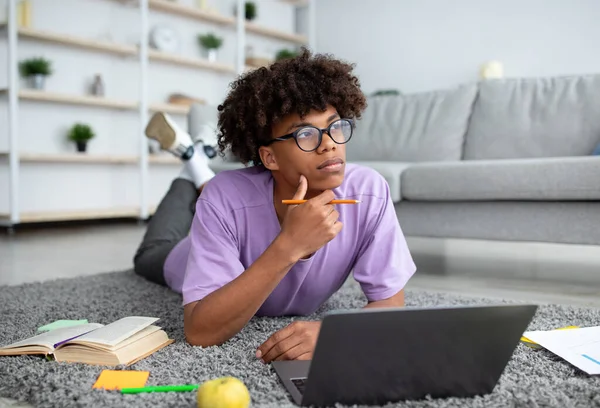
left=133, top=178, right=198, bottom=285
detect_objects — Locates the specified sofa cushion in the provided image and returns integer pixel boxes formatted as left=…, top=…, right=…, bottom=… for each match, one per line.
left=401, top=156, right=600, bottom=201
left=346, top=84, right=478, bottom=162
left=350, top=161, right=412, bottom=202
left=464, top=74, right=600, bottom=160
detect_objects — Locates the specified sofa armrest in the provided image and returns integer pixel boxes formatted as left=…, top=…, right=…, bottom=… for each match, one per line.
left=350, top=161, right=413, bottom=202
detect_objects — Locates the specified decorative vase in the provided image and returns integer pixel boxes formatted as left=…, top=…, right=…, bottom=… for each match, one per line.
left=480, top=61, right=504, bottom=79
left=91, top=74, right=105, bottom=96
left=29, top=74, right=45, bottom=90
left=76, top=141, right=87, bottom=153
left=204, top=48, right=218, bottom=62
left=17, top=0, right=31, bottom=28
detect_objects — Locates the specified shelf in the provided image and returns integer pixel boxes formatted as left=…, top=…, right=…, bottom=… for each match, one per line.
left=148, top=49, right=236, bottom=73
left=0, top=206, right=156, bottom=224
left=0, top=2, right=308, bottom=227
left=0, top=25, right=137, bottom=56
left=146, top=0, right=307, bottom=43
left=1, top=25, right=235, bottom=75
left=245, top=57, right=273, bottom=69
left=106, top=1, right=307, bottom=43
left=1, top=21, right=305, bottom=63
left=0, top=152, right=137, bottom=164
left=7, top=89, right=138, bottom=110
left=148, top=0, right=236, bottom=26
left=0, top=153, right=245, bottom=172
left=0, top=153, right=194, bottom=165
left=149, top=155, right=179, bottom=165
left=0, top=89, right=194, bottom=115
left=245, top=21, right=307, bottom=44
left=149, top=102, right=191, bottom=115
left=279, top=0, right=309, bottom=6
left=14, top=153, right=138, bottom=164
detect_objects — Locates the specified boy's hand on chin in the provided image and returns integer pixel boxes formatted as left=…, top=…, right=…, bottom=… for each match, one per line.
left=278, top=175, right=343, bottom=261
left=256, top=321, right=321, bottom=363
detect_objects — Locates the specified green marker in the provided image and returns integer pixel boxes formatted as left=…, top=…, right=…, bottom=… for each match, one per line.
left=121, top=384, right=199, bottom=394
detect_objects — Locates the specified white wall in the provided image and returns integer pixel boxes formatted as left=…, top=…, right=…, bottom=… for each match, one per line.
left=314, top=0, right=600, bottom=94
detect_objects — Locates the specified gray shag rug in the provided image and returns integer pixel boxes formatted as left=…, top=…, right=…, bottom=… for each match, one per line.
left=1, top=271, right=599, bottom=408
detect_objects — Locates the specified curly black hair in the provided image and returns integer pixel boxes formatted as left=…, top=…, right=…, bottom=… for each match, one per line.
left=216, top=48, right=367, bottom=165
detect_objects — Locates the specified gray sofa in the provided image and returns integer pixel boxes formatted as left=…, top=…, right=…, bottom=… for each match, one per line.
left=347, top=74, right=600, bottom=247
left=190, top=74, right=600, bottom=247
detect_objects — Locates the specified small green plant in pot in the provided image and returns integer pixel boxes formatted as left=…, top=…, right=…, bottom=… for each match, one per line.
left=19, top=57, right=52, bottom=89
left=245, top=1, right=257, bottom=20
left=372, top=89, right=401, bottom=97
left=197, top=32, right=223, bottom=62
left=275, top=48, right=298, bottom=61
left=67, top=123, right=95, bottom=153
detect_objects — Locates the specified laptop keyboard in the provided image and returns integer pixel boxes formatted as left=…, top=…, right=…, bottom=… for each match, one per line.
left=291, top=377, right=307, bottom=394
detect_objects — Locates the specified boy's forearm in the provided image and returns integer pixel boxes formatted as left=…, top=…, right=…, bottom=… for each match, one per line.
left=363, top=289, right=405, bottom=309
left=184, top=235, right=298, bottom=347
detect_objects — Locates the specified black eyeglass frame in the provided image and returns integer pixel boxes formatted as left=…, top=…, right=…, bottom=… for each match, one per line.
left=263, top=118, right=355, bottom=152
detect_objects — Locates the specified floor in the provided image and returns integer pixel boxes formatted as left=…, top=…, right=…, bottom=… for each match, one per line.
left=0, top=222, right=144, bottom=286
left=1, top=222, right=599, bottom=408
left=1, top=223, right=600, bottom=308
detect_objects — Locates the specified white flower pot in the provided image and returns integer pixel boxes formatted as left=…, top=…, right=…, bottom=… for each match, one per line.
left=29, top=74, right=46, bottom=89
left=203, top=48, right=218, bottom=62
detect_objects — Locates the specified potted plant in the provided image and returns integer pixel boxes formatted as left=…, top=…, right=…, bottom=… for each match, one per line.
left=275, top=48, right=298, bottom=61
left=245, top=1, right=257, bottom=20
left=372, top=89, right=401, bottom=96
left=197, top=32, right=223, bottom=62
left=19, top=57, right=52, bottom=89
left=67, top=123, right=95, bottom=153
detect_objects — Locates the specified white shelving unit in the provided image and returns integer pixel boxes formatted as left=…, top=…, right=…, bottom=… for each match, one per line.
left=0, top=0, right=316, bottom=227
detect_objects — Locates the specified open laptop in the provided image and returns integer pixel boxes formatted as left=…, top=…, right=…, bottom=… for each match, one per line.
left=273, top=304, right=537, bottom=407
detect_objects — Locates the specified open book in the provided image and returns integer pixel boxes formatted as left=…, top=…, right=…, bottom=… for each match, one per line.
left=0, top=316, right=174, bottom=366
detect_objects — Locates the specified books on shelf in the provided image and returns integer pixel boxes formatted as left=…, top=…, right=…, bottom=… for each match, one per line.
left=0, top=316, right=173, bottom=366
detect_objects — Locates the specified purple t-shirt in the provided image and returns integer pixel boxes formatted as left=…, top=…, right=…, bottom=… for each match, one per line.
left=164, top=163, right=416, bottom=316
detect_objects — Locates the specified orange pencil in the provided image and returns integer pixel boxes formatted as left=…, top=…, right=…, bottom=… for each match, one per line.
left=282, top=199, right=361, bottom=205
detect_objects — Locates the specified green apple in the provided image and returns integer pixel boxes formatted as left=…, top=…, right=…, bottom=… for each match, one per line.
left=197, top=376, right=251, bottom=408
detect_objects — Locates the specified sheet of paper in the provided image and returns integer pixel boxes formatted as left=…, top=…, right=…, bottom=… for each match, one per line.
left=520, top=325, right=579, bottom=348
left=37, top=319, right=89, bottom=333
left=0, top=324, right=103, bottom=351
left=72, top=316, right=159, bottom=347
left=524, top=326, right=600, bottom=375
left=92, top=370, right=149, bottom=390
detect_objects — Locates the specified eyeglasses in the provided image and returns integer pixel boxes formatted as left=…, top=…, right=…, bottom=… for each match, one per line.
left=264, top=118, right=354, bottom=152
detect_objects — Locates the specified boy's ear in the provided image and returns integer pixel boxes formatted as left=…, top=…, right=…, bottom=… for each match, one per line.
left=258, top=146, right=279, bottom=171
